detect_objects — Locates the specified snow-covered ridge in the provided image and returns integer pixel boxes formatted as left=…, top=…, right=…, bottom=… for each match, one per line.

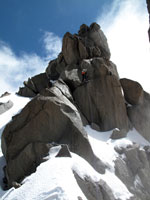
left=1, top=152, right=132, bottom=200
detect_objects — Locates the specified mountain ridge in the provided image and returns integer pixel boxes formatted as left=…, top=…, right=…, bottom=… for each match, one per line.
left=0, top=21, right=150, bottom=199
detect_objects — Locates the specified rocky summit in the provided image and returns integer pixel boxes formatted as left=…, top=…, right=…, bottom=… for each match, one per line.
left=1, top=22, right=150, bottom=199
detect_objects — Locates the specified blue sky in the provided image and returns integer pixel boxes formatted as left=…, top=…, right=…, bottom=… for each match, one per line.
left=0, top=0, right=111, bottom=56
left=0, top=0, right=149, bottom=94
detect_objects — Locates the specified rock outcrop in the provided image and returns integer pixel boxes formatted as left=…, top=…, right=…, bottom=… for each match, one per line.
left=17, top=73, right=51, bottom=97
left=2, top=80, right=105, bottom=188
left=17, top=22, right=129, bottom=133
left=62, top=23, right=110, bottom=65
left=74, top=172, right=115, bottom=200
left=119, top=78, right=150, bottom=142
left=0, top=100, right=13, bottom=115
left=120, top=78, right=144, bottom=105
left=114, top=143, right=150, bottom=199
left=46, top=23, right=111, bottom=80
left=127, top=91, right=150, bottom=141
left=73, top=58, right=129, bottom=131
left=110, top=128, right=127, bottom=139
left=0, top=92, right=11, bottom=98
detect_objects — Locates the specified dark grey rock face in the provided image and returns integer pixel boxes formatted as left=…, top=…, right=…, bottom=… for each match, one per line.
left=17, top=73, right=51, bottom=97
left=46, top=22, right=111, bottom=83
left=74, top=172, right=104, bottom=200
left=0, top=100, right=13, bottom=115
left=0, top=92, right=11, bottom=98
left=62, top=23, right=110, bottom=66
left=60, top=64, right=82, bottom=90
left=55, top=144, right=72, bottom=158
left=62, top=32, right=81, bottom=65
left=4, top=142, right=52, bottom=189
left=73, top=58, right=129, bottom=131
left=17, top=86, right=36, bottom=97
left=115, top=158, right=134, bottom=190
left=88, top=23, right=111, bottom=59
left=127, top=92, right=150, bottom=141
left=2, top=80, right=105, bottom=188
left=91, top=123, right=101, bottom=131
left=45, top=23, right=130, bottom=132
left=114, top=144, right=150, bottom=199
left=120, top=78, right=144, bottom=105
left=110, top=128, right=127, bottom=139
left=46, top=56, right=66, bottom=80
left=74, top=172, right=116, bottom=200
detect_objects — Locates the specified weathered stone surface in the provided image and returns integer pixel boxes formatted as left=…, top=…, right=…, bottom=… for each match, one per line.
left=120, top=78, right=144, bottom=105
left=78, top=24, right=90, bottom=36
left=77, top=197, right=83, bottom=200
left=115, top=158, right=134, bottom=190
left=46, top=54, right=67, bottom=80
left=0, top=92, right=11, bottom=98
left=138, top=149, right=150, bottom=169
left=74, top=172, right=116, bottom=200
left=78, top=39, right=90, bottom=59
left=62, top=32, right=81, bottom=65
left=110, top=128, right=127, bottom=139
left=88, top=23, right=110, bottom=59
left=99, top=179, right=115, bottom=200
left=138, top=168, right=150, bottom=192
left=2, top=81, right=105, bottom=187
left=17, top=86, right=36, bottom=97
left=17, top=73, right=51, bottom=97
left=74, top=172, right=104, bottom=200
left=23, top=78, right=37, bottom=93
left=107, top=61, right=119, bottom=78
left=114, top=144, right=150, bottom=199
left=59, top=58, right=119, bottom=94
left=52, top=79, right=73, bottom=102
left=29, top=73, right=50, bottom=93
left=4, top=142, right=52, bottom=188
left=56, top=144, right=72, bottom=158
left=46, top=59, right=60, bottom=80
left=73, top=58, right=129, bottom=131
left=60, top=64, right=82, bottom=90
left=144, top=145, right=150, bottom=163
left=0, top=100, right=13, bottom=115
left=124, top=146, right=143, bottom=175
left=91, top=123, right=101, bottom=131
left=62, top=22, right=110, bottom=66
left=56, top=53, right=67, bottom=74
left=127, top=91, right=150, bottom=141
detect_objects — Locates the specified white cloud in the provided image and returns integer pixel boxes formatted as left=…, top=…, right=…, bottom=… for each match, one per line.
left=97, top=0, right=150, bottom=92
left=43, top=32, right=62, bottom=60
left=0, top=32, right=62, bottom=95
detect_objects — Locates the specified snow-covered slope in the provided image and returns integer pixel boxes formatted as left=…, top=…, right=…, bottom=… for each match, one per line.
left=0, top=94, right=30, bottom=133
left=0, top=94, right=150, bottom=200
